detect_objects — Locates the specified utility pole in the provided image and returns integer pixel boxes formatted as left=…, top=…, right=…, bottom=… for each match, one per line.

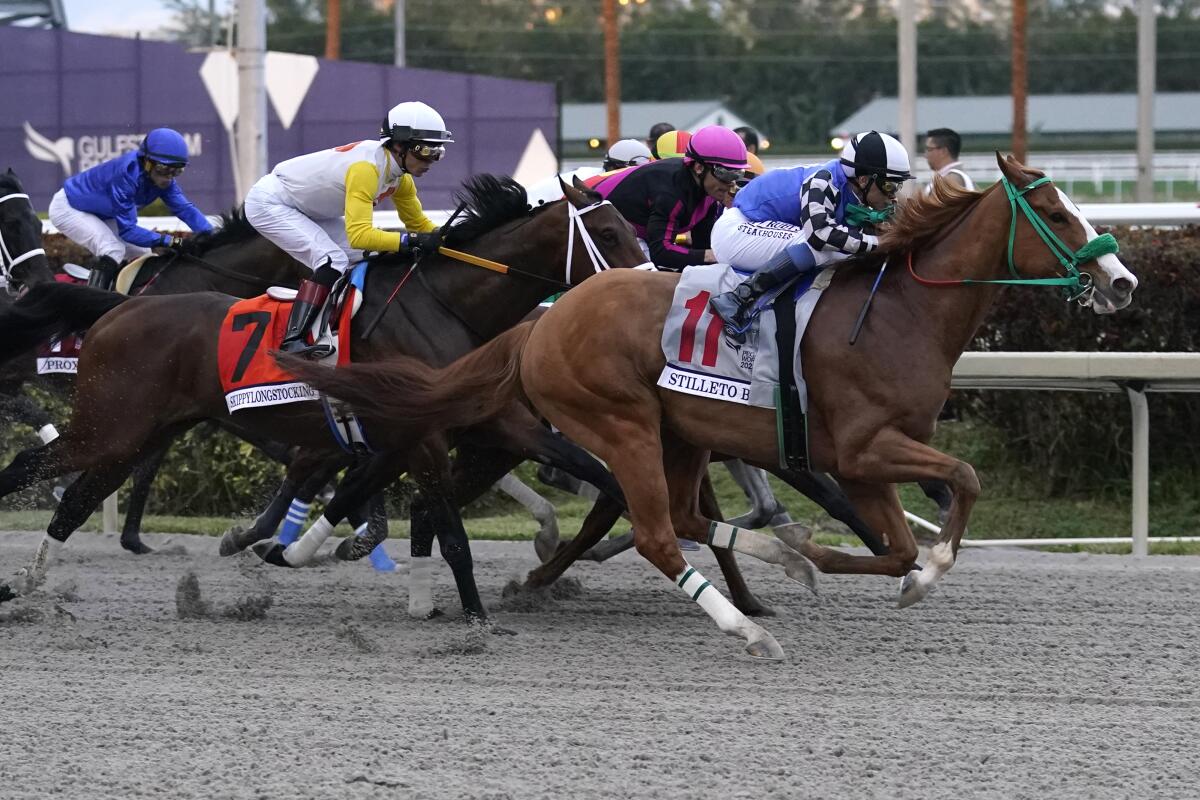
left=602, top=0, right=620, bottom=148
left=897, top=0, right=917, bottom=161
left=1135, top=0, right=1156, bottom=202
left=1011, top=0, right=1027, bottom=162
left=326, top=0, right=341, bottom=60
left=235, top=0, right=267, bottom=198
left=208, top=0, right=218, bottom=46
left=393, top=0, right=406, bottom=67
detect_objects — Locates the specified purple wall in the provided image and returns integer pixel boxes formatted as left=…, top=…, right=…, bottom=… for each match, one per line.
left=0, top=27, right=557, bottom=212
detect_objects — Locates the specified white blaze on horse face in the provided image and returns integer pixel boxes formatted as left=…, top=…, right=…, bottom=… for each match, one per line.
left=1054, top=188, right=1139, bottom=293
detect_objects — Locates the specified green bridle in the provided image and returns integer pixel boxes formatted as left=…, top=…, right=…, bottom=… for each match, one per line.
left=963, top=176, right=1119, bottom=301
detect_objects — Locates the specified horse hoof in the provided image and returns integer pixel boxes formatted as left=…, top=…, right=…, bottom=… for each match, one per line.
left=773, top=522, right=813, bottom=552
left=409, top=606, right=444, bottom=621
left=744, top=634, right=785, bottom=662
left=121, top=539, right=155, bottom=556
left=251, top=541, right=296, bottom=568
left=533, top=533, right=558, bottom=564
left=218, top=526, right=247, bottom=557
left=333, top=537, right=365, bottom=562
left=0, top=584, right=16, bottom=604
left=783, top=552, right=818, bottom=595
left=735, top=594, right=777, bottom=618
left=898, top=569, right=934, bottom=608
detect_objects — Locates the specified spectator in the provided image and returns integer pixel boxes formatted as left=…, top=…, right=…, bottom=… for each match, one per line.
left=734, top=126, right=760, bottom=155
left=923, top=127, right=975, bottom=191
left=647, top=122, right=675, bottom=155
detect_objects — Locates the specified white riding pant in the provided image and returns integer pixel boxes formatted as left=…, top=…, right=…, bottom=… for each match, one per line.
left=48, top=189, right=151, bottom=263
left=711, top=207, right=844, bottom=272
left=244, top=174, right=360, bottom=274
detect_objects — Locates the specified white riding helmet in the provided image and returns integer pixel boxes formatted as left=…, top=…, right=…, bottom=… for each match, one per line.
left=840, top=130, right=913, bottom=181
left=380, top=101, right=454, bottom=153
left=604, top=138, right=653, bottom=169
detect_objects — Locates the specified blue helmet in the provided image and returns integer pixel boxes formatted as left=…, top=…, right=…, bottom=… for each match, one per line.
left=138, top=128, right=190, bottom=166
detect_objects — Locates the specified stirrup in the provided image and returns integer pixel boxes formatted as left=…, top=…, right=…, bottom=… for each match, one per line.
left=280, top=337, right=334, bottom=360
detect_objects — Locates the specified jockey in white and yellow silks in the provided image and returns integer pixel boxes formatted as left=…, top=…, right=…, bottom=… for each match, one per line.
left=244, top=101, right=452, bottom=358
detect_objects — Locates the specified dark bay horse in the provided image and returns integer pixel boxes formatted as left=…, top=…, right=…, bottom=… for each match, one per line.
left=0, top=177, right=685, bottom=617
left=282, top=154, right=1138, bottom=660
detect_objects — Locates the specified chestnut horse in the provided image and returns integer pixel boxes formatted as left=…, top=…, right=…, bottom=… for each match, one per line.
left=283, top=154, right=1138, bottom=660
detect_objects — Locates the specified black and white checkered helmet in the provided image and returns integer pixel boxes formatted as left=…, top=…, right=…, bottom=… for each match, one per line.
left=840, top=131, right=913, bottom=181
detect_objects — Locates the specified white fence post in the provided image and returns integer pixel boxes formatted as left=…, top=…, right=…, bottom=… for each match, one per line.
left=1127, top=386, right=1150, bottom=557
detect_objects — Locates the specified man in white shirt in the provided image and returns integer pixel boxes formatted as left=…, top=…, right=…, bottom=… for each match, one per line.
left=923, top=127, right=975, bottom=191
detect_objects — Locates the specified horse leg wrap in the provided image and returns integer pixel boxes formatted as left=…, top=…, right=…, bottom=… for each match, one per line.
left=408, top=556, right=435, bottom=618
left=277, top=498, right=312, bottom=546
left=706, top=521, right=742, bottom=549
left=282, top=516, right=333, bottom=566
left=37, top=425, right=59, bottom=445
left=676, top=564, right=744, bottom=635
left=363, top=524, right=397, bottom=572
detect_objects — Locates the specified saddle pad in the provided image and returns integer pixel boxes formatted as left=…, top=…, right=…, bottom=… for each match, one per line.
left=657, top=263, right=833, bottom=412
left=217, top=265, right=365, bottom=414
left=36, top=271, right=87, bottom=374
left=218, top=295, right=320, bottom=412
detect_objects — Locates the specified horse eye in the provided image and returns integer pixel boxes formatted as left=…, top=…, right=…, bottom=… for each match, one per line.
left=1050, top=212, right=1067, bottom=225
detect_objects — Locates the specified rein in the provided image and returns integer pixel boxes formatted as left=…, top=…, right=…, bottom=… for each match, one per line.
left=0, top=192, right=47, bottom=291
left=148, top=249, right=285, bottom=292
left=907, top=176, right=1119, bottom=303
left=436, top=198, right=616, bottom=292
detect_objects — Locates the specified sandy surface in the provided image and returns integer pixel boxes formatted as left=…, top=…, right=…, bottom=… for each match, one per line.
left=1, top=529, right=1198, bottom=800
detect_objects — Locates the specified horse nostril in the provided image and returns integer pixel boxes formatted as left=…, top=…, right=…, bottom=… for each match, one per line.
left=1113, top=277, right=1134, bottom=295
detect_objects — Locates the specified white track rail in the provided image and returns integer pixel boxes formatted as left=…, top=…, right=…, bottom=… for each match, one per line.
left=907, top=352, right=1200, bottom=556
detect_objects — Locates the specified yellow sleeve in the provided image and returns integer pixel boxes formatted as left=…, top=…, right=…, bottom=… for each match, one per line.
left=344, top=161, right=402, bottom=252
left=391, top=173, right=436, bottom=233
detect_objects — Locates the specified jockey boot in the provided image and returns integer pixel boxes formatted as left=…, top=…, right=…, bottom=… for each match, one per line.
left=280, top=262, right=340, bottom=359
left=85, top=255, right=122, bottom=291
left=708, top=243, right=817, bottom=341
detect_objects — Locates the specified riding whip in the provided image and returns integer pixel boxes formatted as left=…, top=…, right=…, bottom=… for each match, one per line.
left=849, top=257, right=889, bottom=346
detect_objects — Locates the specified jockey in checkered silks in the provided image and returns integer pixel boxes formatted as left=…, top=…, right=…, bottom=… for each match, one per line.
left=48, top=128, right=213, bottom=290
left=708, top=130, right=914, bottom=339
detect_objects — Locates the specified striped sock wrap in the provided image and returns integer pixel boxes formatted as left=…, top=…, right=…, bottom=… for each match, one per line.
left=675, top=564, right=712, bottom=600
left=706, top=521, right=741, bottom=549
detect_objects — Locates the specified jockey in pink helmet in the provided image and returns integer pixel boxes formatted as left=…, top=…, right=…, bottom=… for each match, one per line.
left=589, top=124, right=748, bottom=270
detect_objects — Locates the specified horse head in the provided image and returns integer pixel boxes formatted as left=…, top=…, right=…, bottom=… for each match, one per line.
left=0, top=169, right=55, bottom=290
left=995, top=154, right=1137, bottom=314
left=558, top=175, right=651, bottom=285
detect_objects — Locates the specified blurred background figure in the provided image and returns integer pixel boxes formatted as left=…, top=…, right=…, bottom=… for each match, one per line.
left=647, top=121, right=675, bottom=154
left=734, top=126, right=761, bottom=155
left=923, top=127, right=975, bottom=191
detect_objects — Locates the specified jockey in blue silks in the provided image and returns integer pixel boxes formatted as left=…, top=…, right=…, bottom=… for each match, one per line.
left=48, top=127, right=212, bottom=290
left=707, top=130, right=914, bottom=339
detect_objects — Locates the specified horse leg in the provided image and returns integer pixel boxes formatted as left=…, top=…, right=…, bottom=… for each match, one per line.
left=919, top=479, right=954, bottom=526
left=219, top=451, right=343, bottom=555
left=255, top=451, right=405, bottom=567
left=698, top=474, right=776, bottom=617
left=524, top=492, right=625, bottom=587
left=494, top=473, right=561, bottom=563
left=539, top=392, right=784, bottom=660
left=775, top=468, right=893, bottom=556
left=344, top=493, right=396, bottom=572
left=724, top=460, right=792, bottom=529
left=118, top=441, right=171, bottom=555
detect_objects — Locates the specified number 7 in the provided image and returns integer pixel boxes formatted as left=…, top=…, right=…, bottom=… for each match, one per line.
left=231, top=311, right=271, bottom=383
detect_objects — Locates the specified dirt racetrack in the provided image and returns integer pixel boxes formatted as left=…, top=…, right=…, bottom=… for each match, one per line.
left=1, top=529, right=1197, bottom=799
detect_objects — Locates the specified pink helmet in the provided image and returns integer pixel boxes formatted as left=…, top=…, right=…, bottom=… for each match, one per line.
left=684, top=125, right=750, bottom=170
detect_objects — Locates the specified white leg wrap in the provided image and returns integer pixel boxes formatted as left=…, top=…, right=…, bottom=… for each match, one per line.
left=408, top=556, right=434, bottom=618
left=37, top=424, right=59, bottom=445
left=282, top=516, right=333, bottom=565
left=706, top=521, right=742, bottom=549
left=676, top=564, right=747, bottom=637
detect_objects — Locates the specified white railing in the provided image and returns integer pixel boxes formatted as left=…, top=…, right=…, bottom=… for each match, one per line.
left=920, top=352, right=1200, bottom=556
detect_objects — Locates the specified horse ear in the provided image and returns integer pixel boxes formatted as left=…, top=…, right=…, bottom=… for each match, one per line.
left=559, top=175, right=601, bottom=209
left=996, top=151, right=1034, bottom=186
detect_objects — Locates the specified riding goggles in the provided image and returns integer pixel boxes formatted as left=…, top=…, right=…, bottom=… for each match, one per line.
left=707, top=164, right=746, bottom=185
left=873, top=175, right=904, bottom=197
left=148, top=162, right=186, bottom=178
left=406, top=141, right=446, bottom=162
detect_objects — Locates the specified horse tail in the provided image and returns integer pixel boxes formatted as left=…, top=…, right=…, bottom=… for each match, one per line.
left=277, top=321, right=535, bottom=435
left=0, top=283, right=129, bottom=363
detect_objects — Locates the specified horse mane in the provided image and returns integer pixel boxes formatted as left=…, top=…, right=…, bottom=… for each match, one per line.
left=878, top=177, right=989, bottom=253
left=442, top=174, right=544, bottom=246
left=175, top=206, right=258, bottom=256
